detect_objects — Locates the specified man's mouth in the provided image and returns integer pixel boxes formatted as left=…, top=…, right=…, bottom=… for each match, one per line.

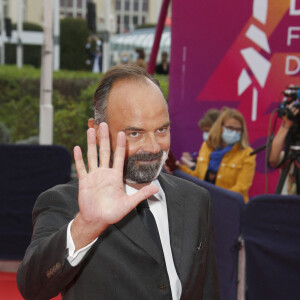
left=124, top=149, right=169, bottom=184
left=135, top=158, right=160, bottom=164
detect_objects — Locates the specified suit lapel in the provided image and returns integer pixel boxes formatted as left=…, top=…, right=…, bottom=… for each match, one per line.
left=114, top=174, right=185, bottom=274
left=114, top=208, right=165, bottom=265
left=158, top=173, right=184, bottom=276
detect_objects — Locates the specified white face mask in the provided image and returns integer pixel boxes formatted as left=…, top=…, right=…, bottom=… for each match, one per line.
left=133, top=52, right=139, bottom=60
left=203, top=132, right=209, bottom=141
left=222, top=128, right=241, bottom=145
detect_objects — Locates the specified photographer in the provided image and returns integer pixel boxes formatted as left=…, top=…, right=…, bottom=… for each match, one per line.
left=269, top=100, right=299, bottom=194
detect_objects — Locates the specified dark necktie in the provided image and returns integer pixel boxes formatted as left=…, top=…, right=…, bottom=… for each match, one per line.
left=136, top=199, right=164, bottom=253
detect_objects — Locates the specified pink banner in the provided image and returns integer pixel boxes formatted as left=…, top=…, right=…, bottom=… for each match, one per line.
left=169, top=0, right=300, bottom=196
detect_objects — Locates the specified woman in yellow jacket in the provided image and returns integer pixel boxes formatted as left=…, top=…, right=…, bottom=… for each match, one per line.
left=179, top=108, right=256, bottom=203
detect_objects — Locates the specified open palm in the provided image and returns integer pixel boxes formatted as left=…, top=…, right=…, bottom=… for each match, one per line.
left=72, top=123, right=157, bottom=249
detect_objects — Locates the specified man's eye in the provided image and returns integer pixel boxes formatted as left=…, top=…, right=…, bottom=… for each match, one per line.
left=157, top=127, right=169, bottom=134
left=129, top=132, right=140, bottom=138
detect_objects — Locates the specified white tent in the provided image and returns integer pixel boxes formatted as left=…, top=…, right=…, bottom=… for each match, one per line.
left=110, top=27, right=171, bottom=65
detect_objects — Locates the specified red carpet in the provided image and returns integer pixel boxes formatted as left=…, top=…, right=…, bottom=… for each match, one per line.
left=0, top=272, right=61, bottom=299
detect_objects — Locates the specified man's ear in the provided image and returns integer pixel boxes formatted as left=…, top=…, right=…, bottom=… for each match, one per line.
left=88, top=118, right=97, bottom=129
left=88, top=118, right=100, bottom=145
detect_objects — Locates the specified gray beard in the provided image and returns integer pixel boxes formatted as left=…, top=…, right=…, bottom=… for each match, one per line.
left=124, top=150, right=169, bottom=184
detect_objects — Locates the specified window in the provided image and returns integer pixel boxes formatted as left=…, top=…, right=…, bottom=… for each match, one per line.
left=134, top=0, right=139, bottom=11
left=124, top=15, right=129, bottom=26
left=77, top=0, right=82, bottom=8
left=124, top=15, right=129, bottom=32
left=117, top=15, right=121, bottom=33
left=133, top=16, right=138, bottom=25
left=142, top=0, right=148, bottom=12
left=116, top=0, right=121, bottom=10
left=125, top=0, right=130, bottom=11
left=60, top=0, right=70, bottom=8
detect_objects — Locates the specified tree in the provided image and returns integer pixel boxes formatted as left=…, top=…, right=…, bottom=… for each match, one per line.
left=60, top=18, right=90, bottom=70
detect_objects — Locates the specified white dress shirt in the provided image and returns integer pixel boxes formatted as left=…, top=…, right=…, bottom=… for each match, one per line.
left=67, top=180, right=182, bottom=299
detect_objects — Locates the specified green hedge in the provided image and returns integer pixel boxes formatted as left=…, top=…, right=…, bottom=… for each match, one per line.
left=60, top=18, right=90, bottom=71
left=5, top=22, right=43, bottom=68
left=0, top=65, right=169, bottom=161
left=12, top=22, right=43, bottom=32
left=5, top=44, right=42, bottom=68
left=6, top=19, right=91, bottom=70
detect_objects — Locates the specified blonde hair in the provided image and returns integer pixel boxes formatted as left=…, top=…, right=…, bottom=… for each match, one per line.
left=207, top=108, right=249, bottom=149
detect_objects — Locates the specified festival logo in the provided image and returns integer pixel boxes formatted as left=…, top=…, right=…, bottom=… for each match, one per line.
left=196, top=0, right=300, bottom=193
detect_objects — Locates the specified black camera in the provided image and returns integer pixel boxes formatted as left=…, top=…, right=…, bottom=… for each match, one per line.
left=278, top=86, right=300, bottom=123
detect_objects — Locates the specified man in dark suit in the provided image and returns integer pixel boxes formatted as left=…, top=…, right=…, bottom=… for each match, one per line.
left=17, top=65, right=220, bottom=300
left=85, top=36, right=102, bottom=73
left=155, top=51, right=170, bottom=75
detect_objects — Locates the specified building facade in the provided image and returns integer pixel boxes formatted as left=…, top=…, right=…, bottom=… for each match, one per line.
left=3, top=0, right=165, bottom=35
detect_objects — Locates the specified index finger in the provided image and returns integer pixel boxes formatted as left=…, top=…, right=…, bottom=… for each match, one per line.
left=74, top=146, right=87, bottom=180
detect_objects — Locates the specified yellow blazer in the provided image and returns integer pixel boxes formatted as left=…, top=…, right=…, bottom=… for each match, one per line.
left=180, top=142, right=256, bottom=202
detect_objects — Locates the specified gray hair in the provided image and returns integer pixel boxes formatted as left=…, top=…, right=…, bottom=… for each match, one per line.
left=93, top=64, right=162, bottom=124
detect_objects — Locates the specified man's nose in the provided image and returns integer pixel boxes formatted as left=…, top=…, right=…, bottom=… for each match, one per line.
left=142, top=133, right=161, bottom=154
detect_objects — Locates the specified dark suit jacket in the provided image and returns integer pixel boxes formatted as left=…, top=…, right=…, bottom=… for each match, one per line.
left=17, top=173, right=220, bottom=300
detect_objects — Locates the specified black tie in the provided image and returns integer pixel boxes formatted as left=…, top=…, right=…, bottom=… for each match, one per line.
left=136, top=199, right=164, bottom=253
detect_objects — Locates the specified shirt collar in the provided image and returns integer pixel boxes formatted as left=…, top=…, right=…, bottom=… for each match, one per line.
left=124, top=179, right=163, bottom=201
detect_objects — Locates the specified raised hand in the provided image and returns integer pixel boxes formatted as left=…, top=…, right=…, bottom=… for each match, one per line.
left=71, top=123, right=158, bottom=250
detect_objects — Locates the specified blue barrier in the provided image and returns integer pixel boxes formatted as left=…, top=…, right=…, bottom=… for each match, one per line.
left=0, top=144, right=71, bottom=260
left=242, top=194, right=300, bottom=300
left=173, top=170, right=245, bottom=300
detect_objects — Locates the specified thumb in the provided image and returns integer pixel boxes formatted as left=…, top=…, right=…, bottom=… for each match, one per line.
left=129, top=185, right=159, bottom=209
